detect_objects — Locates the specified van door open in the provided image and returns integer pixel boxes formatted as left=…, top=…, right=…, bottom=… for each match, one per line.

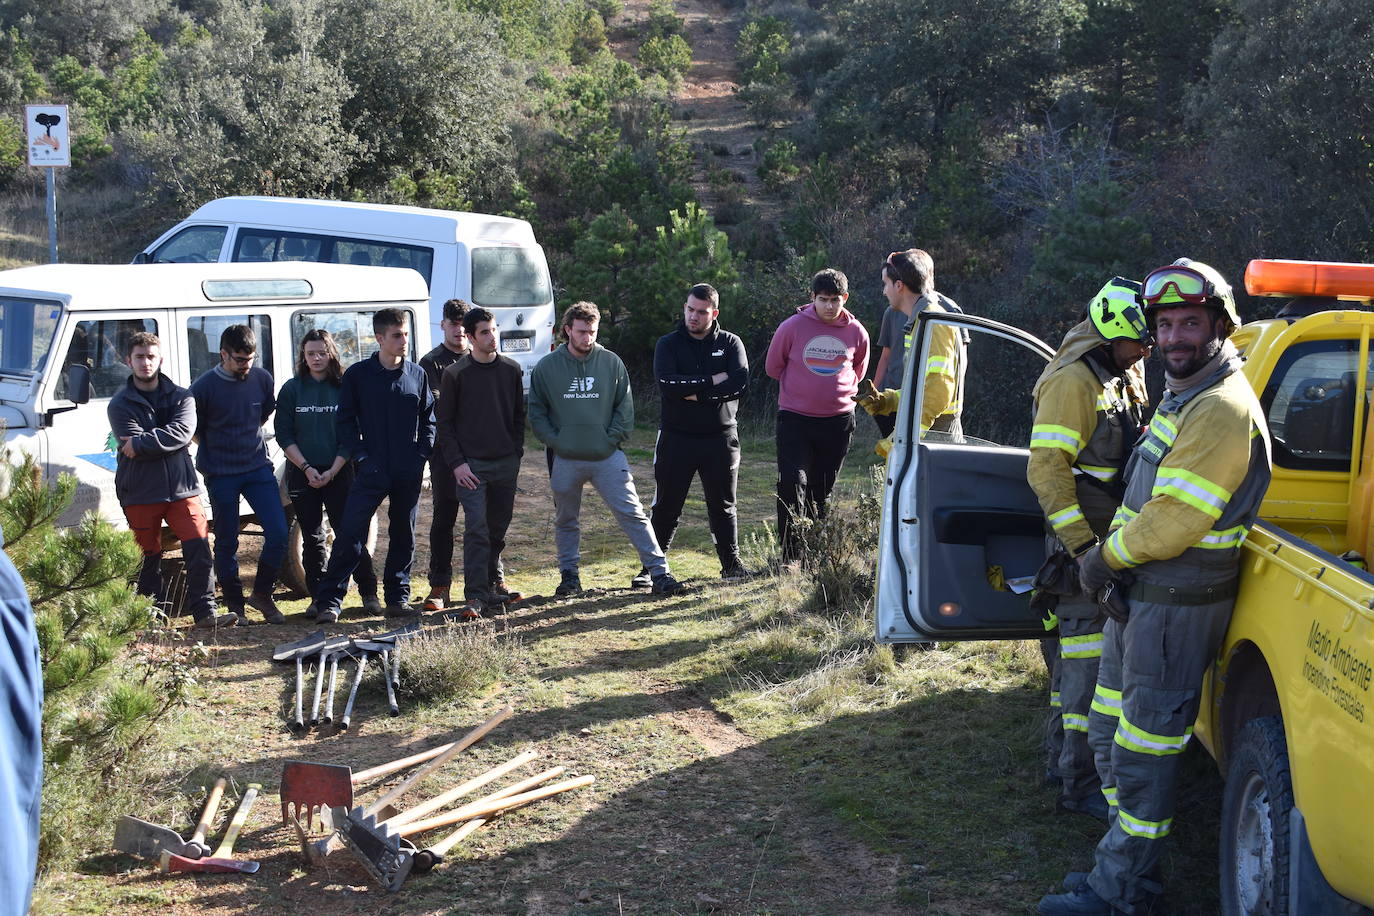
left=875, top=312, right=1055, bottom=642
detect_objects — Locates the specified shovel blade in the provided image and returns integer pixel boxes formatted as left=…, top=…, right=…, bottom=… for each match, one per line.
left=160, top=851, right=260, bottom=874
left=272, top=629, right=328, bottom=663
left=113, top=815, right=191, bottom=861
left=280, top=760, right=354, bottom=827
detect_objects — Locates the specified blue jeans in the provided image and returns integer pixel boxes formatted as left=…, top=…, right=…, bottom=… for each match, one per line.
left=315, top=461, right=422, bottom=613
left=204, top=464, right=290, bottom=601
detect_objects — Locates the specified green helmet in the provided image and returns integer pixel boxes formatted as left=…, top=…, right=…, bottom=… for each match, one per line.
left=1088, top=277, right=1151, bottom=345
left=1140, top=258, right=1241, bottom=333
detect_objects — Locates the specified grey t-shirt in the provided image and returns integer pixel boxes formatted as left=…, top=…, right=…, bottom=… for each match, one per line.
left=876, top=306, right=906, bottom=389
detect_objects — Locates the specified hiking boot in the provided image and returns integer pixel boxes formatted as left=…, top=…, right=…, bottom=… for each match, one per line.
left=317, top=607, right=340, bottom=625
left=630, top=567, right=652, bottom=589
left=422, top=588, right=449, bottom=612
left=303, top=602, right=319, bottom=620
left=1058, top=793, right=1110, bottom=823
left=555, top=569, right=582, bottom=597
left=362, top=594, right=384, bottom=615
left=651, top=572, right=686, bottom=596
left=246, top=592, right=287, bottom=624
left=386, top=601, right=422, bottom=618
left=491, top=580, right=524, bottom=604
left=458, top=599, right=483, bottom=621
left=193, top=612, right=239, bottom=630
left=1036, top=883, right=1117, bottom=915
left=720, top=561, right=755, bottom=581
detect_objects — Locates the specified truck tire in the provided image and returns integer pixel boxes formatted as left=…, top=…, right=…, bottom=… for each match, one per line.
left=1220, top=716, right=1293, bottom=916
left=279, top=510, right=380, bottom=599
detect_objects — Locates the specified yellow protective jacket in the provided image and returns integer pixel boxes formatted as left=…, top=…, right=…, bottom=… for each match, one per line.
left=1028, top=322, right=1148, bottom=554
left=1103, top=344, right=1272, bottom=582
left=906, top=294, right=966, bottom=431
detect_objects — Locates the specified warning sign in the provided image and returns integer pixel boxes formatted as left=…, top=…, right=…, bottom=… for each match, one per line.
left=26, top=104, right=70, bottom=167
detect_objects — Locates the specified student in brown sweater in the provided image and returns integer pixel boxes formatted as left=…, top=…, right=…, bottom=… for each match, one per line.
left=434, top=306, right=527, bottom=619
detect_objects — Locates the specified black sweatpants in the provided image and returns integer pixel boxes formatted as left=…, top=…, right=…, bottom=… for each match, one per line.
left=428, top=455, right=462, bottom=589
left=650, top=428, right=741, bottom=569
left=775, top=409, right=856, bottom=561
left=285, top=463, right=378, bottom=598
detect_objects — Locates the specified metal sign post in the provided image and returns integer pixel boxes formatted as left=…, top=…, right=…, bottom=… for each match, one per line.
left=25, top=104, right=71, bottom=264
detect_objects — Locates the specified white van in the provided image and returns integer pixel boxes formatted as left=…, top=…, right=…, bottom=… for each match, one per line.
left=0, top=261, right=430, bottom=594
left=135, top=196, right=558, bottom=389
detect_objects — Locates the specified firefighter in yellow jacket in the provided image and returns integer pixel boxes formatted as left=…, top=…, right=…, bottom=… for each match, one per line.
left=1028, top=278, right=1150, bottom=824
left=858, top=249, right=967, bottom=454
left=1038, top=260, right=1273, bottom=916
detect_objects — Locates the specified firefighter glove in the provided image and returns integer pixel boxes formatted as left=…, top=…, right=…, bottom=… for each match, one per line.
left=858, top=388, right=901, bottom=416
left=1077, top=544, right=1114, bottom=595
left=875, top=435, right=893, bottom=459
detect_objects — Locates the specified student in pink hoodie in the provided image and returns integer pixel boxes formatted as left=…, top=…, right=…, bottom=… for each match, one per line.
left=765, top=268, right=870, bottom=561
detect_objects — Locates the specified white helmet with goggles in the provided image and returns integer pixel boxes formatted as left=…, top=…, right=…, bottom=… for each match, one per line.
left=1139, top=258, right=1240, bottom=333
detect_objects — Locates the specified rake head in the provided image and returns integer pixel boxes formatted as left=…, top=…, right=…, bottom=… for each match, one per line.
left=339, top=806, right=416, bottom=893
left=280, top=760, right=354, bottom=828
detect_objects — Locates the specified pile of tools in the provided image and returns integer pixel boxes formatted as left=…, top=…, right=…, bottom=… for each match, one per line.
left=113, top=776, right=262, bottom=875
left=273, top=622, right=420, bottom=732
left=284, top=705, right=595, bottom=892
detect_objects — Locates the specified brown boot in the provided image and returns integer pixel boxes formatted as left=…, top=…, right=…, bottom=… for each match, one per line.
left=246, top=592, right=287, bottom=624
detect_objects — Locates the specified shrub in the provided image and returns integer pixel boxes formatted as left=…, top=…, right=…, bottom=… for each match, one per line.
left=392, top=623, right=524, bottom=705
left=758, top=139, right=799, bottom=191
left=639, top=33, right=691, bottom=83
left=644, top=0, right=684, bottom=38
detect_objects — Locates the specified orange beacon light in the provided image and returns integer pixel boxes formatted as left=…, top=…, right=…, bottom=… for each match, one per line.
left=1244, top=259, right=1374, bottom=300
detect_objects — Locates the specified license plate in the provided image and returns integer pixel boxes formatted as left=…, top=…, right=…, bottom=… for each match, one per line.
left=503, top=337, right=531, bottom=352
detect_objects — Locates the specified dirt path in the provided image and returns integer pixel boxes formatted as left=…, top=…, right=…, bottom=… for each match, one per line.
left=615, top=0, right=779, bottom=225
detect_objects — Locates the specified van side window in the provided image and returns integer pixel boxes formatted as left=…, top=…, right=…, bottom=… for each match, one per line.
left=1261, top=339, right=1367, bottom=471
left=186, top=315, right=274, bottom=383
left=151, top=226, right=227, bottom=263
left=55, top=318, right=156, bottom=399
left=231, top=230, right=434, bottom=284
left=291, top=309, right=415, bottom=367
left=471, top=247, right=551, bottom=307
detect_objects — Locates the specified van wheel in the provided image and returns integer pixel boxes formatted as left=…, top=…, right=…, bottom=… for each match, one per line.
left=1220, top=716, right=1293, bottom=916
left=279, top=510, right=380, bottom=599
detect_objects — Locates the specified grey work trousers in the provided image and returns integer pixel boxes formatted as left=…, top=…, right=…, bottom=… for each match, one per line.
left=452, top=454, right=521, bottom=601
left=1053, top=606, right=1105, bottom=804
left=550, top=450, right=667, bottom=577
left=1086, top=594, right=1233, bottom=914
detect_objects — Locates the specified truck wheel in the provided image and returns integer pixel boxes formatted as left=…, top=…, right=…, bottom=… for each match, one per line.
left=1220, top=716, right=1293, bottom=916
left=279, top=510, right=380, bottom=599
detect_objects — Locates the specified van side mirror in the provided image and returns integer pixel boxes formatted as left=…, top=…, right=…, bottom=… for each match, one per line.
left=131, top=251, right=150, bottom=264
left=66, top=364, right=92, bottom=405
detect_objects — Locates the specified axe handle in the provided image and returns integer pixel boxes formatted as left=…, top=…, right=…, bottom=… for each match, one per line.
left=353, top=741, right=456, bottom=784
left=398, top=770, right=584, bottom=838
left=292, top=656, right=305, bottom=731
left=340, top=654, right=368, bottom=730
left=365, top=705, right=512, bottom=816
left=189, top=777, right=228, bottom=848
left=310, top=650, right=327, bottom=726
left=383, top=651, right=399, bottom=716
left=385, top=750, right=538, bottom=828
left=211, top=783, right=260, bottom=858
left=323, top=652, right=340, bottom=724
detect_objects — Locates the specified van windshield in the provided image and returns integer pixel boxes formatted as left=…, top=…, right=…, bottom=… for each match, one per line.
left=0, top=297, right=61, bottom=375
left=471, top=247, right=552, bottom=307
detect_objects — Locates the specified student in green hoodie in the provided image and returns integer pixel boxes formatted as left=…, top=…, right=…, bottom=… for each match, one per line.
left=529, top=301, right=685, bottom=598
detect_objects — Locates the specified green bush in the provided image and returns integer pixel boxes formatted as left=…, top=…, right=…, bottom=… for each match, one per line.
left=392, top=623, right=524, bottom=704
left=737, top=17, right=790, bottom=85
left=758, top=139, right=799, bottom=191
left=639, top=33, right=692, bottom=83
left=644, top=0, right=684, bottom=38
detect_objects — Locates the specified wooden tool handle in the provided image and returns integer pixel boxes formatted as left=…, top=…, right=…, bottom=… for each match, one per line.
left=431, top=816, right=486, bottom=858
left=211, top=783, right=260, bottom=858
left=399, top=773, right=593, bottom=838
left=353, top=741, right=456, bottom=784
left=365, top=705, right=512, bottom=815
left=189, top=777, right=228, bottom=847
left=396, top=765, right=563, bottom=838
left=386, top=750, right=537, bottom=828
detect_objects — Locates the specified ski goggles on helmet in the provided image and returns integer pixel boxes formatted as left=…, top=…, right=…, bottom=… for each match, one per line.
left=1089, top=277, right=1153, bottom=347
left=1140, top=265, right=1217, bottom=308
